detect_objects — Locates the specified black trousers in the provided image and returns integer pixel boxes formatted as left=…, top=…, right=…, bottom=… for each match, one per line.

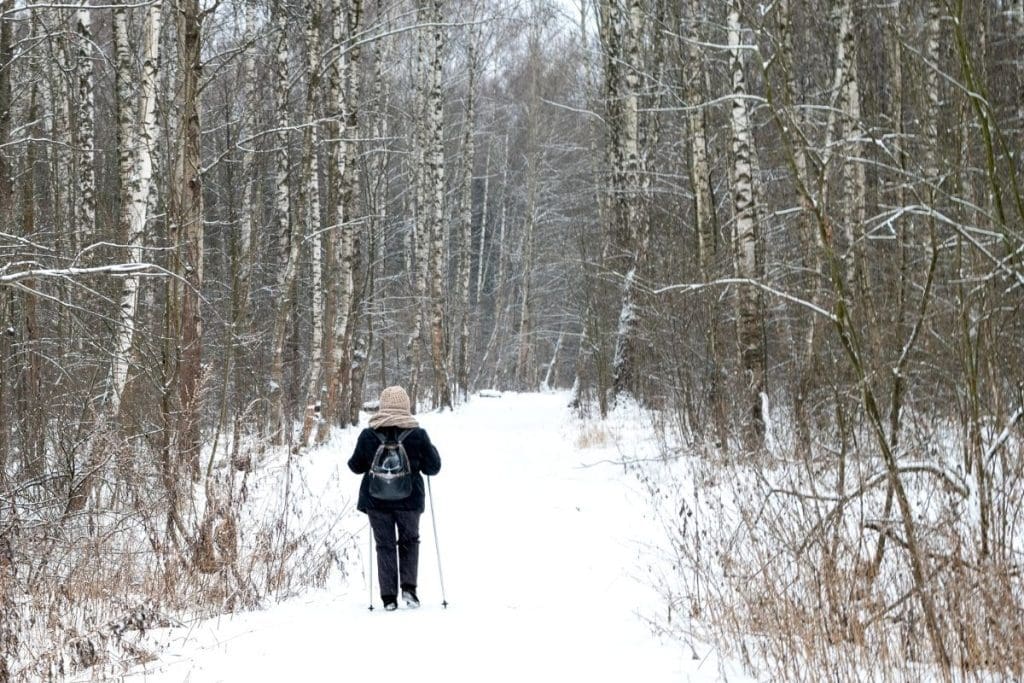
left=368, top=509, right=421, bottom=599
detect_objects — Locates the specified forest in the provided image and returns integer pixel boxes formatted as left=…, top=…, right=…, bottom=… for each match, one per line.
left=1, top=0, right=1022, bottom=679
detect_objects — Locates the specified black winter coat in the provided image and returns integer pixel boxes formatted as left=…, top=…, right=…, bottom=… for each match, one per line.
left=348, top=426, right=441, bottom=513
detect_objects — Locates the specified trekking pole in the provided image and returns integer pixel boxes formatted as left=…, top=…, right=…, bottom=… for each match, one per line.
left=367, top=524, right=375, bottom=611
left=426, top=477, right=448, bottom=608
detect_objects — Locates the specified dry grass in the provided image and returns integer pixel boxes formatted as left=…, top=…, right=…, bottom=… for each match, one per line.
left=2, top=438, right=356, bottom=682
left=575, top=422, right=612, bottom=449
left=639, top=424, right=1024, bottom=682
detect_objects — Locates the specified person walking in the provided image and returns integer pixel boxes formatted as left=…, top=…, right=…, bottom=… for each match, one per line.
left=348, top=385, right=441, bottom=611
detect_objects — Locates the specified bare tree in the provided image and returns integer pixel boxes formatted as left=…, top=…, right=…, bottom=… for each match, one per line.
left=74, top=5, right=96, bottom=251
left=109, top=0, right=164, bottom=418
left=455, top=27, right=478, bottom=400
left=426, top=0, right=451, bottom=408
left=515, top=7, right=540, bottom=391
left=323, top=0, right=363, bottom=427
left=268, top=0, right=297, bottom=444
left=725, top=0, right=765, bottom=448
left=597, top=0, right=649, bottom=403
left=300, top=0, right=327, bottom=447
left=171, top=0, right=206, bottom=481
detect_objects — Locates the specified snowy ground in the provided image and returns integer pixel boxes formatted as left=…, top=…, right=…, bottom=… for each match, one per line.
left=109, top=392, right=750, bottom=682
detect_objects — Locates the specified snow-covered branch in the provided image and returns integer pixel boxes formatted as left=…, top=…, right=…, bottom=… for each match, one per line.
left=653, top=277, right=837, bottom=322
left=0, top=262, right=165, bottom=285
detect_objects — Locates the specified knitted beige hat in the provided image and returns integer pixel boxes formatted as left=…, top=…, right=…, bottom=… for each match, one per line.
left=379, top=385, right=411, bottom=413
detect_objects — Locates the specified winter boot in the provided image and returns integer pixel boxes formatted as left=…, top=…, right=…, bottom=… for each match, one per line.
left=401, top=586, right=420, bottom=609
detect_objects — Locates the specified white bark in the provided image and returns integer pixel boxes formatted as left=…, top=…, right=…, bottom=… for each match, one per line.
left=838, top=0, right=865, bottom=287
left=113, top=6, right=135, bottom=221
left=273, top=4, right=292, bottom=289
left=516, top=13, right=541, bottom=390
left=456, top=35, right=477, bottom=399
left=427, top=0, right=450, bottom=408
left=325, top=0, right=361, bottom=425
left=300, top=0, right=325, bottom=446
left=74, top=6, right=95, bottom=250
left=728, top=0, right=765, bottom=446
left=610, top=0, right=648, bottom=399
left=108, top=0, right=163, bottom=417
left=407, top=10, right=429, bottom=401
left=269, top=3, right=297, bottom=443
left=475, top=146, right=490, bottom=307
left=237, top=1, right=259, bottom=322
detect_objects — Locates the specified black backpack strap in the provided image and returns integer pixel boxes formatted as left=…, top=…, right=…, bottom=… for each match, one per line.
left=372, top=429, right=412, bottom=445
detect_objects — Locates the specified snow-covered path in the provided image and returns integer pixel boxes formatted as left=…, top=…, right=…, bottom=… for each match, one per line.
left=121, top=393, right=694, bottom=682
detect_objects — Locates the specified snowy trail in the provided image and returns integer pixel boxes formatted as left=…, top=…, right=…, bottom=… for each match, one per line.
left=120, top=393, right=692, bottom=682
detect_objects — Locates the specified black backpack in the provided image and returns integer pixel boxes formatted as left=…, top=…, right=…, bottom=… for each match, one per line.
left=368, top=429, right=414, bottom=500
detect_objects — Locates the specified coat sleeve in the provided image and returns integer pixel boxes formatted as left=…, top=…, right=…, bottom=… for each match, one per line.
left=348, top=429, right=375, bottom=474
left=419, top=429, right=441, bottom=476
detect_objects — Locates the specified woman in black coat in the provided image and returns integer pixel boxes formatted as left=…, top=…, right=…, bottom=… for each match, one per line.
left=348, top=385, right=441, bottom=611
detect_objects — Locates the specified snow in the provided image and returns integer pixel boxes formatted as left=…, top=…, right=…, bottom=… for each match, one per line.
left=111, top=392, right=748, bottom=682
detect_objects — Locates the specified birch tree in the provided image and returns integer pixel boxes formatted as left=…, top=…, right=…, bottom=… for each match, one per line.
left=108, top=0, right=164, bottom=418
left=426, top=0, right=451, bottom=409
left=323, top=0, right=362, bottom=427
left=727, top=0, right=765, bottom=448
left=0, top=0, right=12, bottom=239
left=74, top=5, right=96, bottom=251
left=515, top=10, right=540, bottom=391
left=300, top=0, right=326, bottom=447
left=229, top=0, right=261, bottom=465
left=406, top=7, right=430, bottom=406
left=268, top=0, right=297, bottom=444
left=455, top=31, right=477, bottom=400
left=837, top=0, right=866, bottom=292
left=604, top=0, right=649, bottom=402
left=0, top=0, right=11, bottom=477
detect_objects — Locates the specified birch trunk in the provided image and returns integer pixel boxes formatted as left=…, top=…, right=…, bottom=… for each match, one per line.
left=324, top=0, right=362, bottom=427
left=0, top=293, right=7, bottom=476
left=456, top=35, right=477, bottom=401
left=0, top=0, right=11, bottom=471
left=366, top=21, right=391, bottom=402
left=343, top=0, right=367, bottom=426
left=516, top=16, right=540, bottom=391
left=427, top=0, right=451, bottom=409
left=407, top=20, right=428, bottom=406
left=108, top=0, right=163, bottom=418
left=610, top=0, right=648, bottom=401
left=269, top=1, right=295, bottom=444
left=475, top=146, right=490, bottom=307
left=479, top=135, right=509, bottom=390
left=0, top=0, right=11, bottom=235
left=838, top=0, right=866, bottom=292
left=232, top=1, right=260, bottom=463
left=74, top=6, right=95, bottom=251
left=727, top=0, right=765, bottom=449
left=113, top=4, right=136, bottom=228
left=300, top=0, right=326, bottom=447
